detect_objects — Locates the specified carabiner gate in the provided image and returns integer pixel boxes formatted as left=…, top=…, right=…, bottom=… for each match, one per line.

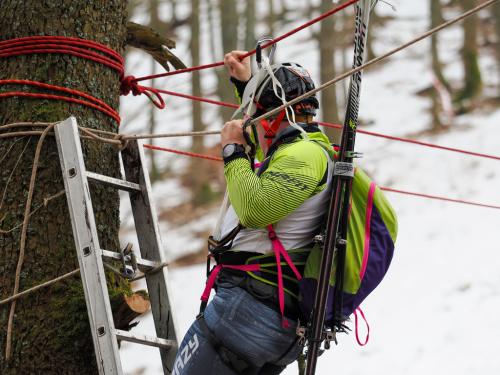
left=255, top=36, right=276, bottom=69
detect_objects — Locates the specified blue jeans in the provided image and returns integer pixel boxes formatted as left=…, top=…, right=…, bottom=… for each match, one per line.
left=173, top=285, right=303, bottom=374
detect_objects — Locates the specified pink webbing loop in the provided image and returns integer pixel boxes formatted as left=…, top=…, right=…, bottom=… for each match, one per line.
left=200, top=263, right=261, bottom=303
left=353, top=307, right=370, bottom=346
left=266, top=224, right=302, bottom=328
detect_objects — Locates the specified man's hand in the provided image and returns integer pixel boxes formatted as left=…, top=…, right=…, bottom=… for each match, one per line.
left=221, top=120, right=247, bottom=147
left=224, top=51, right=251, bottom=82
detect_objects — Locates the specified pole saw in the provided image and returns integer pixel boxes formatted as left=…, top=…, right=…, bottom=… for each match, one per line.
left=305, top=0, right=372, bottom=373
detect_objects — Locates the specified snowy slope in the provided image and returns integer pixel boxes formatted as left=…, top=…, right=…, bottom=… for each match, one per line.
left=119, top=1, right=500, bottom=374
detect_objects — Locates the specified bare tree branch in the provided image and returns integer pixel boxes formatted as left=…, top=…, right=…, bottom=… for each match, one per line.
left=126, top=21, right=187, bottom=71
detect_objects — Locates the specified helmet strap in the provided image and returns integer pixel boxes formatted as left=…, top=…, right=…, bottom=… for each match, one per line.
left=260, top=109, right=287, bottom=148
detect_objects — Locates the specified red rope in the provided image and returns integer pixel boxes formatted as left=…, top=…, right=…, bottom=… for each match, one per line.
left=0, top=36, right=165, bottom=126
left=133, top=0, right=359, bottom=83
left=381, top=187, right=500, bottom=210
left=0, top=79, right=121, bottom=124
left=351, top=127, right=500, bottom=161
left=143, top=144, right=223, bottom=162
left=146, top=145, right=500, bottom=211
left=153, top=87, right=240, bottom=109
left=152, top=89, right=500, bottom=162
left=0, top=36, right=124, bottom=63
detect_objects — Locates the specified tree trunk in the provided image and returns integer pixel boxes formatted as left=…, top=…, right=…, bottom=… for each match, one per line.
left=207, top=0, right=220, bottom=63
left=147, top=0, right=162, bottom=182
left=366, top=8, right=379, bottom=61
left=187, top=0, right=216, bottom=206
left=217, top=0, right=239, bottom=120
left=268, top=0, right=277, bottom=37
left=318, top=1, right=341, bottom=143
left=244, top=0, right=257, bottom=52
left=431, top=0, right=451, bottom=92
left=456, top=0, right=482, bottom=107
left=190, top=0, right=204, bottom=153
left=430, top=0, right=451, bottom=130
left=492, top=1, right=500, bottom=97
left=0, top=1, right=127, bottom=374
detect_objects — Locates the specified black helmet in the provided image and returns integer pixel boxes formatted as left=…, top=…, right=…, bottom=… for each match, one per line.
left=236, top=62, right=319, bottom=119
left=255, top=62, right=319, bottom=116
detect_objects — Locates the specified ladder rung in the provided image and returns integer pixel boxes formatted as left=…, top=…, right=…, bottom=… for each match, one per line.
left=114, top=329, right=176, bottom=349
left=101, top=249, right=160, bottom=271
left=86, top=171, right=141, bottom=192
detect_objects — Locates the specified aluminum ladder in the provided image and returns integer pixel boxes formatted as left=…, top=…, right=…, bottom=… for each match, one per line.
left=54, top=117, right=177, bottom=374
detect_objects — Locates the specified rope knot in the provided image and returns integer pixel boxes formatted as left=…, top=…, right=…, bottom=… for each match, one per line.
left=119, top=75, right=165, bottom=110
left=120, top=75, right=143, bottom=96
left=113, top=133, right=129, bottom=151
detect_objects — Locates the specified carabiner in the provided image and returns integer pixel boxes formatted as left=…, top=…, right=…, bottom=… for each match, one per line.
left=255, top=36, right=276, bottom=69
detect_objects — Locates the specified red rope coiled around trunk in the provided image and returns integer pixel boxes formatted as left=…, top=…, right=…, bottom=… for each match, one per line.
left=0, top=35, right=165, bottom=126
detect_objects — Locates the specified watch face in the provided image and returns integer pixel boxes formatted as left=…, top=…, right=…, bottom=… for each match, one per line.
left=223, top=144, right=236, bottom=158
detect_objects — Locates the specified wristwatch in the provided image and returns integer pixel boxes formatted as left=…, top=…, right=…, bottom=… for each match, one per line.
left=222, top=143, right=247, bottom=163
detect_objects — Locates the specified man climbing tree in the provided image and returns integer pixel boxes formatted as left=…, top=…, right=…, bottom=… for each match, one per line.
left=0, top=2, right=127, bottom=374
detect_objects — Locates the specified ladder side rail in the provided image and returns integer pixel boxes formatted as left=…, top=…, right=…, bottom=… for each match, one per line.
left=55, top=117, right=123, bottom=375
left=121, top=140, right=178, bottom=374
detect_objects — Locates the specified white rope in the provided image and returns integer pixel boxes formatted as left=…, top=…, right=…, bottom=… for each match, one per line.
left=261, top=58, right=309, bottom=138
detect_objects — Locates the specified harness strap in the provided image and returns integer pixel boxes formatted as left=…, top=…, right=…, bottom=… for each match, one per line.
left=200, top=263, right=261, bottom=312
left=259, top=109, right=287, bottom=148
left=200, top=227, right=304, bottom=328
left=207, top=223, right=244, bottom=253
left=266, top=224, right=302, bottom=328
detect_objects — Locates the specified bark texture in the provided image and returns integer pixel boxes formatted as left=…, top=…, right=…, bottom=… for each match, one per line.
left=0, top=1, right=127, bottom=374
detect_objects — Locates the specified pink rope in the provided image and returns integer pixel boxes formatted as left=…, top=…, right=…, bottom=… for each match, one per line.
left=267, top=224, right=302, bottom=328
left=354, top=307, right=370, bottom=346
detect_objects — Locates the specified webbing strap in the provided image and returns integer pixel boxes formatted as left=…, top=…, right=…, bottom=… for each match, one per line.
left=266, top=224, right=302, bottom=328
left=259, top=109, right=287, bottom=148
left=201, top=225, right=303, bottom=329
left=200, top=263, right=260, bottom=303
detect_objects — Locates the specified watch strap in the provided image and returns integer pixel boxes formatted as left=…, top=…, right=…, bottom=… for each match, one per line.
left=223, top=143, right=248, bottom=165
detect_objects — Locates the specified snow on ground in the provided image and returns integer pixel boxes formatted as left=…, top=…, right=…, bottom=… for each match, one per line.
left=120, top=1, right=500, bottom=374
